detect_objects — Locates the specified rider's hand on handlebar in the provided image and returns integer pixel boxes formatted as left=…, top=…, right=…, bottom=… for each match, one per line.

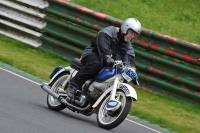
left=132, top=77, right=139, bottom=85
left=104, top=55, right=114, bottom=67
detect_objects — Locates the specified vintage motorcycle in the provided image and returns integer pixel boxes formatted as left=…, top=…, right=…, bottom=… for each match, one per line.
left=40, top=58, right=139, bottom=129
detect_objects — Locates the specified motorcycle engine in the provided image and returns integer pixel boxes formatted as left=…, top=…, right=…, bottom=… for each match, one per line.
left=90, top=89, right=102, bottom=101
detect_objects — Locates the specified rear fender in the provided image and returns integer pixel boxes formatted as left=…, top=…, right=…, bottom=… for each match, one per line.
left=49, top=66, right=73, bottom=85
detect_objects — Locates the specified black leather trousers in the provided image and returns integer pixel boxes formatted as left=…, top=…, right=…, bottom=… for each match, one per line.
left=70, top=52, right=103, bottom=90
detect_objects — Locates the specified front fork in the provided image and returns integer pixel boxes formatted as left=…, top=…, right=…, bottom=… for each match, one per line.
left=105, top=77, right=121, bottom=111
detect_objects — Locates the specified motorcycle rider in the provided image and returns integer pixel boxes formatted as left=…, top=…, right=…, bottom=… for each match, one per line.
left=67, top=18, right=142, bottom=104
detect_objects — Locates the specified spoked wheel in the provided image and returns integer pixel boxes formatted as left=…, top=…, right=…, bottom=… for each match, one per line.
left=47, top=74, right=69, bottom=111
left=97, top=90, right=132, bottom=129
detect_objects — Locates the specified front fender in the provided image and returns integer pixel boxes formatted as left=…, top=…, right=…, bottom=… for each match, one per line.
left=118, top=83, right=137, bottom=101
left=92, top=83, right=137, bottom=108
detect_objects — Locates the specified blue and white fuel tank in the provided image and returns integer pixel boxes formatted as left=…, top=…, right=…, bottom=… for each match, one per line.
left=93, top=67, right=124, bottom=82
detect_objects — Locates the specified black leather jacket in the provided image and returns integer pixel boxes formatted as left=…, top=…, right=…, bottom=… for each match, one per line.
left=81, top=26, right=136, bottom=67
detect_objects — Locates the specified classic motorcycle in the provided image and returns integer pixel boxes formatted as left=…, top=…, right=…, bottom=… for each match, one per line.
left=40, top=58, right=139, bottom=129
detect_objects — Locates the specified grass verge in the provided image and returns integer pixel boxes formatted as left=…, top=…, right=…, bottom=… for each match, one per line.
left=71, top=0, right=200, bottom=45
left=0, top=35, right=69, bottom=80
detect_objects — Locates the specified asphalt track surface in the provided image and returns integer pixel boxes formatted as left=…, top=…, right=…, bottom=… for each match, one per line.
left=0, top=67, right=169, bottom=133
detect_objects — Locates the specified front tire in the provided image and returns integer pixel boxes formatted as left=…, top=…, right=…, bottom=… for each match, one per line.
left=97, top=90, right=132, bottom=129
left=47, top=73, right=69, bottom=111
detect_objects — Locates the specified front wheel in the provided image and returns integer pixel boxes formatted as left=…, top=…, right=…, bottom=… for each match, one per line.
left=97, top=90, right=132, bottom=129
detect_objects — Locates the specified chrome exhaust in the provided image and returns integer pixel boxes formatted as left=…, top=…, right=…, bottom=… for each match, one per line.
left=40, top=84, right=91, bottom=111
left=41, top=84, right=59, bottom=99
left=41, top=84, right=68, bottom=105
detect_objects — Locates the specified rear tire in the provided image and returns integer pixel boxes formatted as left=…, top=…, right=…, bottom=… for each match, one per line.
left=47, top=73, right=69, bottom=111
left=97, top=90, right=132, bottom=129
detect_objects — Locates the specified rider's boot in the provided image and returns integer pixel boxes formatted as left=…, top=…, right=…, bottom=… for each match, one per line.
left=67, top=84, right=77, bottom=98
left=67, top=83, right=86, bottom=106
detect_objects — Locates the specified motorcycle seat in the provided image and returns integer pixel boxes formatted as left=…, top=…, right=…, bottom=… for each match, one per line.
left=71, top=58, right=83, bottom=70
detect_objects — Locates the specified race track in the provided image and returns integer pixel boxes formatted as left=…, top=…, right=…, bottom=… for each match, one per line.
left=0, top=67, right=165, bottom=133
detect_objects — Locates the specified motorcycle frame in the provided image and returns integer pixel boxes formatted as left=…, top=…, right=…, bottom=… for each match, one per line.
left=47, top=64, right=137, bottom=109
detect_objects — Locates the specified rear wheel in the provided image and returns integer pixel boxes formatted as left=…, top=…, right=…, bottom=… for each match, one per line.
left=47, top=73, right=69, bottom=111
left=97, top=90, right=132, bottom=129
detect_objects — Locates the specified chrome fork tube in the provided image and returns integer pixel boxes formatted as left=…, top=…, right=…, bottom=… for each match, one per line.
left=110, top=77, right=119, bottom=100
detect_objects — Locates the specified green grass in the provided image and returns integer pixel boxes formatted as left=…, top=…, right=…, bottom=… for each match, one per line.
left=1, top=34, right=200, bottom=133
left=71, top=0, right=200, bottom=45
left=131, top=89, right=200, bottom=133
left=0, top=35, right=69, bottom=80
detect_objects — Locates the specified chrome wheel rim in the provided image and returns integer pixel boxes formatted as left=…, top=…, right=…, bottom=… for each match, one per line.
left=98, top=91, right=126, bottom=124
left=48, top=75, right=68, bottom=106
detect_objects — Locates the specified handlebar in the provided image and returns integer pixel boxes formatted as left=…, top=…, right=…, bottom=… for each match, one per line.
left=113, top=60, right=124, bottom=67
left=115, top=60, right=139, bottom=85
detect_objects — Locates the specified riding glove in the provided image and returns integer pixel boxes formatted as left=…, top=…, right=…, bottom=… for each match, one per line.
left=104, top=55, right=114, bottom=67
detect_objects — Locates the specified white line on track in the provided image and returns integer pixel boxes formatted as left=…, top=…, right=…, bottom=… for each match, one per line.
left=0, top=67, right=41, bottom=85
left=0, top=67, right=163, bottom=133
left=125, top=118, right=162, bottom=133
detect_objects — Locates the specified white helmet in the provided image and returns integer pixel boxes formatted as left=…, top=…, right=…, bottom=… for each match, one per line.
left=121, top=18, right=142, bottom=35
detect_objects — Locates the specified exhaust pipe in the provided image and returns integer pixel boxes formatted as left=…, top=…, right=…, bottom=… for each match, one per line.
left=41, top=84, right=59, bottom=99
left=41, top=84, right=68, bottom=104
left=40, top=84, right=91, bottom=111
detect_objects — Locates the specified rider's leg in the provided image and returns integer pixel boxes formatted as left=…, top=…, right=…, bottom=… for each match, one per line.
left=68, top=52, right=103, bottom=99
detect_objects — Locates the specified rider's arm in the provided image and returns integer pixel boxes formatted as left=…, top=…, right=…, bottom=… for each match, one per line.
left=123, top=55, right=136, bottom=70
left=127, top=55, right=136, bottom=70
left=96, top=32, right=112, bottom=57
left=126, top=52, right=139, bottom=85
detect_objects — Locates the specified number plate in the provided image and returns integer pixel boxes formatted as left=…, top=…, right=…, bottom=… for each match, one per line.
left=122, top=67, right=137, bottom=82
